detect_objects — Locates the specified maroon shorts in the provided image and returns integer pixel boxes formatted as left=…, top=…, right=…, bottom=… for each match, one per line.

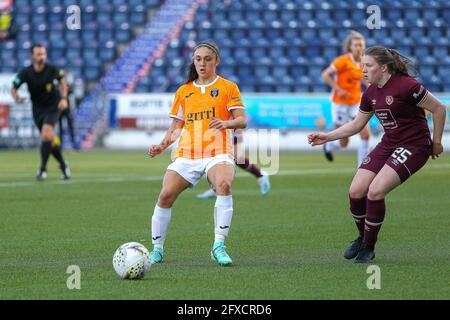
left=359, top=142, right=432, bottom=183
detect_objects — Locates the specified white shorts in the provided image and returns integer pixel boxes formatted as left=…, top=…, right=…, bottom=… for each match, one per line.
left=331, top=102, right=359, bottom=126
left=166, top=154, right=235, bottom=187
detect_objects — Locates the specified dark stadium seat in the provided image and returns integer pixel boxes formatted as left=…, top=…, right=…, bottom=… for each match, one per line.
left=3, top=0, right=449, bottom=98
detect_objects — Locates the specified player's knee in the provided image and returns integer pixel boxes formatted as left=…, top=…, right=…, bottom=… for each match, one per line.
left=367, top=185, right=385, bottom=200
left=41, top=130, right=53, bottom=142
left=158, top=190, right=176, bottom=207
left=349, top=187, right=367, bottom=199
left=215, top=179, right=232, bottom=195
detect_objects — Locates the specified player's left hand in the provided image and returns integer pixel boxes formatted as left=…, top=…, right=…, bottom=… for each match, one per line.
left=58, top=98, right=68, bottom=110
left=431, top=142, right=443, bottom=159
left=209, top=117, right=229, bottom=130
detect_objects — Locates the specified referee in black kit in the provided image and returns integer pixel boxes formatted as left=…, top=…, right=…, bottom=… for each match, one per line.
left=11, top=43, right=71, bottom=181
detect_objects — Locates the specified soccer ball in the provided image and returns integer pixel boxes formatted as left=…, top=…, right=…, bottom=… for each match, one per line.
left=112, top=242, right=151, bottom=280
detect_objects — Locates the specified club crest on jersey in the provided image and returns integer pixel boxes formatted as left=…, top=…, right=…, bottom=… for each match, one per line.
left=362, top=156, right=371, bottom=165
left=210, top=88, right=219, bottom=98
left=386, top=96, right=394, bottom=105
left=46, top=83, right=53, bottom=92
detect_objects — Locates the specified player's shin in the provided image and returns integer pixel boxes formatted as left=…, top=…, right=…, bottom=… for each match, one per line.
left=40, top=141, right=52, bottom=170
left=364, top=198, right=386, bottom=247
left=349, top=195, right=367, bottom=236
left=214, top=195, right=233, bottom=243
left=51, top=144, right=66, bottom=167
left=151, top=205, right=172, bottom=248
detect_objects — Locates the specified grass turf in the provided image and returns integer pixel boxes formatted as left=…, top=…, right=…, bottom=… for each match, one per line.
left=0, top=150, right=449, bottom=299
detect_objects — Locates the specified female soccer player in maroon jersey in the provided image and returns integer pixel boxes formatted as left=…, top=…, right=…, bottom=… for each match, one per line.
left=308, top=46, right=446, bottom=263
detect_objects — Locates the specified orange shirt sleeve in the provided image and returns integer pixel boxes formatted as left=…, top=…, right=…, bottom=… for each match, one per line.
left=227, top=83, right=244, bottom=111
left=169, top=86, right=185, bottom=120
left=331, top=56, right=347, bottom=73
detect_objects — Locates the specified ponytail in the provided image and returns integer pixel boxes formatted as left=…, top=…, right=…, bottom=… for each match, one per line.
left=364, top=46, right=418, bottom=77
left=186, top=61, right=198, bottom=84
left=388, top=48, right=417, bottom=77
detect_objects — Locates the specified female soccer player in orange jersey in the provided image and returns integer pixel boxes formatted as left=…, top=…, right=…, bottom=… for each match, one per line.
left=321, top=30, right=371, bottom=166
left=147, top=41, right=247, bottom=266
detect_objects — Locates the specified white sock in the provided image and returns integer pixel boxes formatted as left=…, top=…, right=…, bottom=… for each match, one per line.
left=358, top=139, right=369, bottom=167
left=151, top=205, right=172, bottom=247
left=214, top=195, right=233, bottom=242
left=326, top=140, right=341, bottom=152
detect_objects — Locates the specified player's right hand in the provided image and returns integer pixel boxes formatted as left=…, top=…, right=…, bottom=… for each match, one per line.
left=431, top=142, right=443, bottom=160
left=148, top=144, right=165, bottom=158
left=307, top=132, right=328, bottom=146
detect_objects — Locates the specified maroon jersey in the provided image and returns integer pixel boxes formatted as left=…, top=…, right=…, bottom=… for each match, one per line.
left=360, top=74, right=431, bottom=147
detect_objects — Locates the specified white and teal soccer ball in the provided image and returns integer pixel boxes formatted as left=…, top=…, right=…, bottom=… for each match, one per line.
left=112, top=242, right=151, bottom=280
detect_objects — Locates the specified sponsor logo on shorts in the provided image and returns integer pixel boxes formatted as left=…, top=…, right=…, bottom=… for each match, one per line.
left=385, top=96, right=393, bottom=105
left=362, top=156, right=371, bottom=165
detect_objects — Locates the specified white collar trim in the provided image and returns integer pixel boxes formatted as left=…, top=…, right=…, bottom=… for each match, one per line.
left=194, top=76, right=220, bottom=94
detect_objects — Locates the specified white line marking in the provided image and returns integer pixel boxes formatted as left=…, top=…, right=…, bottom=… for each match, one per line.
left=0, top=163, right=449, bottom=188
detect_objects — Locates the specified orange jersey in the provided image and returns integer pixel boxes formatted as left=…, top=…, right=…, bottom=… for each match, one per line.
left=170, top=76, right=244, bottom=159
left=330, top=53, right=364, bottom=105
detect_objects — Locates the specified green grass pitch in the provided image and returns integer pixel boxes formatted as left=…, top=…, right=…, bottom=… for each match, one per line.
left=0, top=150, right=449, bottom=299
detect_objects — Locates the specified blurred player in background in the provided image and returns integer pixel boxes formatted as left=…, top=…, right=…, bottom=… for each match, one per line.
left=11, top=43, right=71, bottom=180
left=58, top=69, right=77, bottom=150
left=0, top=2, right=16, bottom=41
left=321, top=30, right=370, bottom=166
left=196, top=128, right=271, bottom=199
left=308, top=46, right=446, bottom=263
left=147, top=41, right=246, bottom=266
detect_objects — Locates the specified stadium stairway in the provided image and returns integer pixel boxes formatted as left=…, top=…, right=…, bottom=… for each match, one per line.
left=71, top=0, right=207, bottom=150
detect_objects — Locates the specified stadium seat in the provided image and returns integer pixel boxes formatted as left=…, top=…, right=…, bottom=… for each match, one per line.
left=2, top=0, right=448, bottom=98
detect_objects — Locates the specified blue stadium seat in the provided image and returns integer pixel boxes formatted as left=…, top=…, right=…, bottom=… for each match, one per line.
left=334, top=9, right=348, bottom=21
left=84, top=68, right=100, bottom=81
left=437, top=65, right=450, bottom=81
left=255, top=66, right=270, bottom=79
left=404, top=9, right=420, bottom=22
left=7, top=0, right=446, bottom=94
left=312, top=84, right=328, bottom=92
left=239, top=84, right=256, bottom=92
left=280, top=10, right=296, bottom=22
left=275, top=84, right=292, bottom=93
left=115, top=28, right=131, bottom=43
left=258, top=85, right=275, bottom=92
left=414, top=46, right=430, bottom=58
left=431, top=46, right=449, bottom=57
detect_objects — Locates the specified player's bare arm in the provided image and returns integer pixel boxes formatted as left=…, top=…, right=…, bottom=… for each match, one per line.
left=209, top=108, right=247, bottom=130
left=417, top=92, right=447, bottom=159
left=11, top=87, right=25, bottom=104
left=321, top=66, right=347, bottom=98
left=308, top=111, right=372, bottom=146
left=148, top=118, right=184, bottom=158
left=58, top=77, right=69, bottom=110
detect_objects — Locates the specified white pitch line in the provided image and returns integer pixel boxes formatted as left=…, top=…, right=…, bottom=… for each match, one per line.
left=0, top=163, right=449, bottom=188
